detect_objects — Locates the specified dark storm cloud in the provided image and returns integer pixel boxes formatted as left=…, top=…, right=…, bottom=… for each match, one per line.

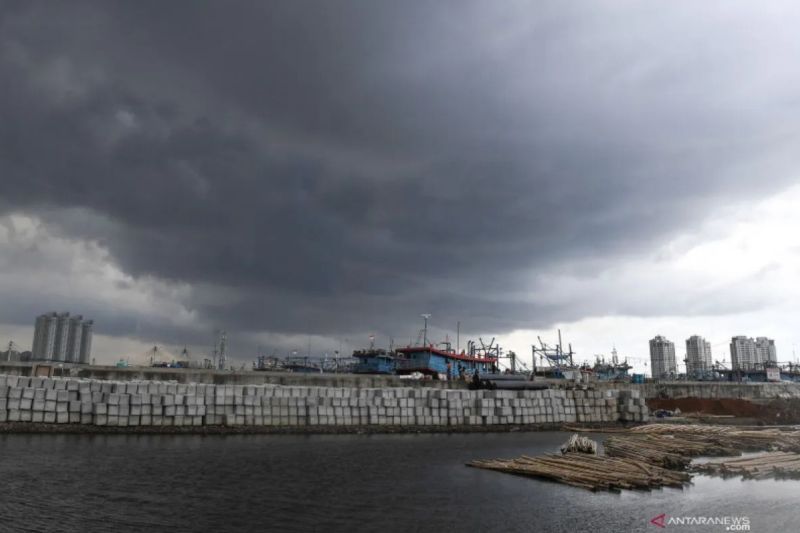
left=2, top=1, right=800, bottom=352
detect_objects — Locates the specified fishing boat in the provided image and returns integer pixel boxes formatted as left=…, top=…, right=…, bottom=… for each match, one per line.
left=394, top=346, right=497, bottom=379
left=352, top=348, right=397, bottom=374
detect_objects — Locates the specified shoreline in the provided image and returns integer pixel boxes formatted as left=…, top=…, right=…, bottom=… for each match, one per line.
left=0, top=421, right=624, bottom=436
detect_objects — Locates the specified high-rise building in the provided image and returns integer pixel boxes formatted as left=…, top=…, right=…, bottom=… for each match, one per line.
left=31, top=314, right=48, bottom=360
left=685, top=335, right=712, bottom=378
left=31, top=312, right=94, bottom=363
left=65, top=315, right=84, bottom=363
left=79, top=320, right=93, bottom=364
left=755, top=337, right=777, bottom=366
left=730, top=336, right=758, bottom=370
left=32, top=312, right=58, bottom=360
left=52, top=312, right=71, bottom=361
left=649, top=335, right=677, bottom=379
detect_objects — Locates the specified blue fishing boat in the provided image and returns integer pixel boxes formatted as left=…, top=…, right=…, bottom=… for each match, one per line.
left=352, top=349, right=396, bottom=374
left=394, top=346, right=497, bottom=379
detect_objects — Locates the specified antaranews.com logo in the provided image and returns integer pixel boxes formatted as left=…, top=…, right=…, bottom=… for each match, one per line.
left=650, top=513, right=751, bottom=531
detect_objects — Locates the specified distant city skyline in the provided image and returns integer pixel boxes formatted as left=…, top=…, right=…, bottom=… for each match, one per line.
left=6, top=313, right=794, bottom=378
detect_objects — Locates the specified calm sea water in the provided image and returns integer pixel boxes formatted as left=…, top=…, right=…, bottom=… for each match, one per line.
left=0, top=431, right=796, bottom=533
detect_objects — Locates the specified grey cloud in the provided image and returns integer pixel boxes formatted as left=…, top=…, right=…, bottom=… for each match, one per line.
left=1, top=1, right=800, bottom=356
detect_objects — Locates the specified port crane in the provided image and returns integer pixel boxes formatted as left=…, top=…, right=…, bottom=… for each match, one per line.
left=531, top=330, right=575, bottom=376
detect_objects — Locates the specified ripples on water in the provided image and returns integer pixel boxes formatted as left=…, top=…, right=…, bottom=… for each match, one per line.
left=0, top=432, right=796, bottom=532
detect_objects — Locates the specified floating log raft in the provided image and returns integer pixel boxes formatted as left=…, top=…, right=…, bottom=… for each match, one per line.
left=692, top=452, right=800, bottom=480
left=629, top=424, right=800, bottom=453
left=468, top=424, right=800, bottom=491
left=604, top=433, right=741, bottom=469
left=467, top=453, right=691, bottom=492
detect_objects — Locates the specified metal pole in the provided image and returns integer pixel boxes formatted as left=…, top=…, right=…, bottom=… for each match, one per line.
left=456, top=321, right=460, bottom=353
left=421, top=314, right=431, bottom=346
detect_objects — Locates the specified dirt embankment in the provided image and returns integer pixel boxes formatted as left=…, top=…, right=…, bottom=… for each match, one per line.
left=647, top=397, right=800, bottom=424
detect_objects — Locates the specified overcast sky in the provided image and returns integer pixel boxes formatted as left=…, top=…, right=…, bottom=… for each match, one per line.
left=2, top=1, right=800, bottom=373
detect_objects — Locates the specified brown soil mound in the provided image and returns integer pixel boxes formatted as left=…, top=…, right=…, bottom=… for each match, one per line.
left=647, top=397, right=800, bottom=424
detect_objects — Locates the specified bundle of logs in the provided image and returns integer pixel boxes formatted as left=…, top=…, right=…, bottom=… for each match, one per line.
left=467, top=424, right=800, bottom=492
left=603, top=434, right=738, bottom=469
left=692, top=452, right=800, bottom=480
left=560, top=433, right=597, bottom=455
left=467, top=453, right=691, bottom=492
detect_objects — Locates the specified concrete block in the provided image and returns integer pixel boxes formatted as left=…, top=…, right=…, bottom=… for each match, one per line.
left=32, top=411, right=44, bottom=423
left=20, top=398, right=32, bottom=410
left=44, top=412, right=56, bottom=423
left=56, top=412, right=69, bottom=424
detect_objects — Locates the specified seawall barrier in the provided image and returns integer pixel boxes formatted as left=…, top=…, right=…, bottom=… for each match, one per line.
left=0, top=374, right=648, bottom=430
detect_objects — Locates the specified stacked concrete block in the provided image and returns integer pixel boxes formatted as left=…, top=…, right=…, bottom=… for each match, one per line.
left=0, top=373, right=650, bottom=429
left=617, top=389, right=650, bottom=423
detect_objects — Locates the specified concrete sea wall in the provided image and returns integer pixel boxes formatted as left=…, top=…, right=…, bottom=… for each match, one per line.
left=0, top=374, right=648, bottom=430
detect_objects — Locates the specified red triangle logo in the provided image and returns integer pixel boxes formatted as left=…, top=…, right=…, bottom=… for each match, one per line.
left=650, top=513, right=666, bottom=528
